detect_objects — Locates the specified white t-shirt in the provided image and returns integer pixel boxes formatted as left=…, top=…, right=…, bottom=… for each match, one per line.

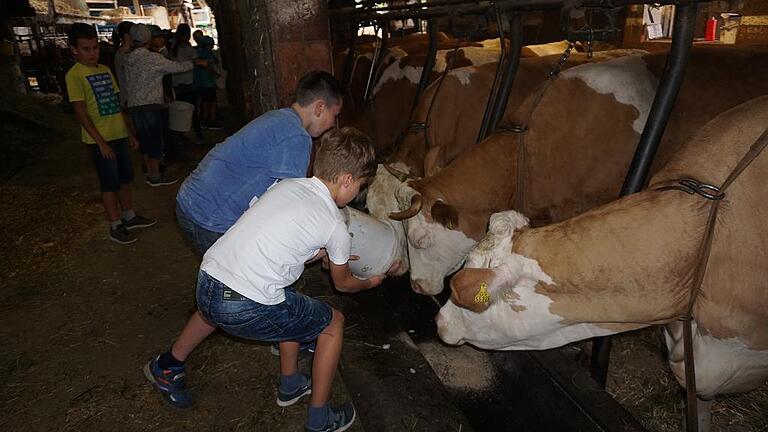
left=201, top=177, right=351, bottom=304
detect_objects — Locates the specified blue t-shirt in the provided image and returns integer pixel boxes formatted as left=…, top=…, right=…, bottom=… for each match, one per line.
left=177, top=108, right=311, bottom=233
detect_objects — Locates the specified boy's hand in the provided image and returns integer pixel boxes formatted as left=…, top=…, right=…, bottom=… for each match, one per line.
left=194, top=59, right=209, bottom=67
left=97, top=142, right=116, bottom=159
left=128, top=135, right=140, bottom=150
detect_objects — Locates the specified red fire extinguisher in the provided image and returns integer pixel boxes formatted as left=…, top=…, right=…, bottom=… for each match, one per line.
left=705, top=16, right=718, bottom=41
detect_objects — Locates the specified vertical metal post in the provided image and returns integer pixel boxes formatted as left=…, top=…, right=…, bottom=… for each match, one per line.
left=363, top=23, right=389, bottom=101
left=487, top=12, right=522, bottom=133
left=341, top=23, right=358, bottom=89
left=476, top=9, right=509, bottom=143
left=590, top=1, right=698, bottom=389
left=409, top=19, right=438, bottom=119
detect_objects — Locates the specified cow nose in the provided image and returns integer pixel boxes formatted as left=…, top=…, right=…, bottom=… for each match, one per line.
left=411, top=279, right=425, bottom=294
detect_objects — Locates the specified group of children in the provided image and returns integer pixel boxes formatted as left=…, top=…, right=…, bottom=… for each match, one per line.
left=67, top=20, right=394, bottom=432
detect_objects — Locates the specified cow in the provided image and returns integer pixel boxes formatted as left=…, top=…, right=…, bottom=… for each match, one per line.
left=365, top=49, right=642, bottom=231
left=342, top=44, right=501, bottom=158
left=437, top=95, right=768, bottom=431
left=389, top=46, right=768, bottom=296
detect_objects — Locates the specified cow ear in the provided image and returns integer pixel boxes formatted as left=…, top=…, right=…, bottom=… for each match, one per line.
left=423, top=146, right=444, bottom=177
left=432, top=200, right=459, bottom=230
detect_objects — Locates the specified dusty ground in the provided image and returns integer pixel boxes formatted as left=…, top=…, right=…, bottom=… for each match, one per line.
left=0, top=99, right=361, bottom=432
left=1, top=97, right=766, bottom=431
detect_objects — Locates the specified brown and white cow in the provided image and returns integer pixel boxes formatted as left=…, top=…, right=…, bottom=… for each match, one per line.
left=391, top=46, right=768, bottom=295
left=342, top=44, right=501, bottom=158
left=437, top=95, right=768, bottom=428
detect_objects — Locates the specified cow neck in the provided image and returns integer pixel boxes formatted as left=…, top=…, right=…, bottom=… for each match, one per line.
left=511, top=190, right=711, bottom=325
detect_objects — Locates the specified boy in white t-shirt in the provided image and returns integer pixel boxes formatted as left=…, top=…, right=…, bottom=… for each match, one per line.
left=144, top=127, right=392, bottom=432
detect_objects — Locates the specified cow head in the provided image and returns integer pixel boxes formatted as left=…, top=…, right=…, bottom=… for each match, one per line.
left=391, top=182, right=476, bottom=295
left=436, top=211, right=616, bottom=350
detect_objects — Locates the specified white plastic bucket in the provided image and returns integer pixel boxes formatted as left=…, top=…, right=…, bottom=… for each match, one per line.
left=343, top=207, right=399, bottom=279
left=168, top=101, right=195, bottom=132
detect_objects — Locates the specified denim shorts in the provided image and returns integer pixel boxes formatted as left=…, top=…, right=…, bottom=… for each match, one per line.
left=129, top=107, right=165, bottom=159
left=196, top=270, right=333, bottom=343
left=86, top=139, right=134, bottom=192
left=176, top=201, right=223, bottom=256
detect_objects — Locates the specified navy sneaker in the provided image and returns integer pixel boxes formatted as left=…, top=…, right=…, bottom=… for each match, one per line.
left=143, top=356, right=192, bottom=408
left=277, top=373, right=312, bottom=407
left=270, top=340, right=317, bottom=357
left=122, top=214, right=157, bottom=230
left=305, top=402, right=357, bottom=432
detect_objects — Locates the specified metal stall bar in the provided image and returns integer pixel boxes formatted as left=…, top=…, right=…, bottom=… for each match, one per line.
left=589, top=1, right=699, bottom=389
left=341, top=22, right=358, bottom=90
left=363, top=23, right=389, bottom=101
left=409, top=19, right=439, bottom=120
left=476, top=8, right=510, bottom=144
left=487, top=12, right=524, bottom=135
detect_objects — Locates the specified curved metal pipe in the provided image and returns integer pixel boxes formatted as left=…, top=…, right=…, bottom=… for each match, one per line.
left=487, top=12, right=523, bottom=134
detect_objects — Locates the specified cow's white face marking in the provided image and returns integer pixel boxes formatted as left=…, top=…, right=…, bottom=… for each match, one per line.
left=664, top=321, right=768, bottom=398
left=394, top=183, right=475, bottom=295
left=561, top=55, right=657, bottom=134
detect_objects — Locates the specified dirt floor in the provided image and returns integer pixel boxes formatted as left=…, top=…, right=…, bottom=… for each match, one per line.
left=1, top=96, right=766, bottom=431
left=0, top=98, right=361, bottom=432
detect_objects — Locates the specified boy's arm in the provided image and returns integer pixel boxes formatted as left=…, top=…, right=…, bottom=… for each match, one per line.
left=329, top=261, right=385, bottom=294
left=72, top=101, right=115, bottom=159
left=155, top=51, right=208, bottom=75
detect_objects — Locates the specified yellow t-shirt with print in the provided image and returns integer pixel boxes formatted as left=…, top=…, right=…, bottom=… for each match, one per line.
left=65, top=62, right=128, bottom=144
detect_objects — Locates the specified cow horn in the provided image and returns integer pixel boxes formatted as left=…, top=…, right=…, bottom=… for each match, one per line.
left=389, top=194, right=423, bottom=220
left=384, top=164, right=412, bottom=182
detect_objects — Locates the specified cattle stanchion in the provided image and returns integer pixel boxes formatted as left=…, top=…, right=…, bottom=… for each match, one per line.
left=476, top=7, right=509, bottom=144
left=487, top=12, right=523, bottom=135
left=590, top=0, right=698, bottom=394
left=340, top=22, right=358, bottom=92
left=363, top=23, right=389, bottom=102
left=409, top=19, right=439, bottom=121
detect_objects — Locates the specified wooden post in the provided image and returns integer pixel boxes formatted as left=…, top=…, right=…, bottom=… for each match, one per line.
left=209, top=0, right=332, bottom=124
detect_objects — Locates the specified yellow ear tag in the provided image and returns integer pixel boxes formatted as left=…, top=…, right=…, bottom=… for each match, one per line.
left=474, top=282, right=490, bottom=304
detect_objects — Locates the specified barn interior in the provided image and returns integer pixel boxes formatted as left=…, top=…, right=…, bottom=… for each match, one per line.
left=1, top=1, right=767, bottom=431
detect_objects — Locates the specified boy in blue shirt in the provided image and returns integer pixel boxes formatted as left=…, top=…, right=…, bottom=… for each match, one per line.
left=175, top=70, right=344, bottom=256
left=146, top=127, right=393, bottom=432
left=65, top=23, right=156, bottom=244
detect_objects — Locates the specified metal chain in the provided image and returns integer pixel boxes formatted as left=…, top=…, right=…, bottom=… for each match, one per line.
left=548, top=41, right=575, bottom=78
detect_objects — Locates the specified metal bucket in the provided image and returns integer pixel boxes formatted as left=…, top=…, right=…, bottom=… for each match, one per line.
left=343, top=207, right=399, bottom=279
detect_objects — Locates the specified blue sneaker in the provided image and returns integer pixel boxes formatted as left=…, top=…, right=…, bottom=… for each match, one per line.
left=143, top=356, right=192, bottom=408
left=270, top=340, right=317, bottom=356
left=277, top=373, right=312, bottom=407
left=305, top=402, right=357, bottom=432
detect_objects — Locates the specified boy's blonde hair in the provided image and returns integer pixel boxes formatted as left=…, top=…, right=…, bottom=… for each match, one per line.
left=313, top=127, right=376, bottom=183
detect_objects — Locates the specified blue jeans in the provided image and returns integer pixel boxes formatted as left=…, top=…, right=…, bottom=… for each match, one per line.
left=176, top=201, right=224, bottom=256
left=196, top=270, right=332, bottom=343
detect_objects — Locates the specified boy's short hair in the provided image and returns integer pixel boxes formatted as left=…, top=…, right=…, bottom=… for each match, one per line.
left=68, top=23, right=97, bottom=46
left=314, top=127, right=376, bottom=183
left=295, top=71, right=344, bottom=108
